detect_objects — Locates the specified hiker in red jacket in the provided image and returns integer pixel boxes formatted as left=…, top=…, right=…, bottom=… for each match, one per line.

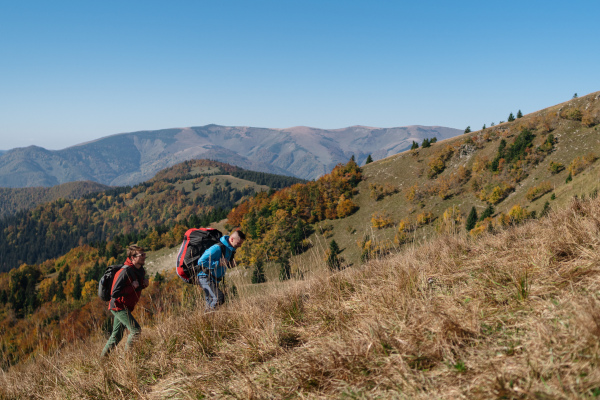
left=101, top=245, right=149, bottom=357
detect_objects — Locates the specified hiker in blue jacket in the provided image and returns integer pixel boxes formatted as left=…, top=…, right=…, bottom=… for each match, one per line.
left=197, top=230, right=245, bottom=309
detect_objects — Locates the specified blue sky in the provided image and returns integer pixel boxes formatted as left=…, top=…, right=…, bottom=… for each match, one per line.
left=1, top=0, right=599, bottom=150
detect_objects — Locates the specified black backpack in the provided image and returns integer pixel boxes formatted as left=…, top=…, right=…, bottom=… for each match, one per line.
left=175, top=228, right=226, bottom=280
left=98, top=264, right=124, bottom=301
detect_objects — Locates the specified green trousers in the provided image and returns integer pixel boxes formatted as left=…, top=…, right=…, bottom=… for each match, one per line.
left=101, top=309, right=141, bottom=357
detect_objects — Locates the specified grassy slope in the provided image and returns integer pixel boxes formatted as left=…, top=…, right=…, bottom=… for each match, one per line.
left=3, top=94, right=600, bottom=398
left=2, top=189, right=600, bottom=399
left=308, top=91, right=600, bottom=267
left=143, top=92, right=600, bottom=298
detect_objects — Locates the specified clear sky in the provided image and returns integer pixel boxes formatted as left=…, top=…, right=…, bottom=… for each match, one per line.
left=1, top=0, right=599, bottom=150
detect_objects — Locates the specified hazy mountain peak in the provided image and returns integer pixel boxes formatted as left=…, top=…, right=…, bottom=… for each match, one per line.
left=0, top=124, right=462, bottom=188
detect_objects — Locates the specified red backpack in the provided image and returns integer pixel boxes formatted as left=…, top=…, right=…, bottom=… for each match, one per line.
left=176, top=228, right=224, bottom=281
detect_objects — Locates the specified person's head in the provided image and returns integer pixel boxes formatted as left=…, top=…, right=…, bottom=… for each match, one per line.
left=228, top=230, right=246, bottom=249
left=127, top=245, right=146, bottom=267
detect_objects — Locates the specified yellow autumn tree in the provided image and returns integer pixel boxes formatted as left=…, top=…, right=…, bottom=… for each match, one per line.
left=437, top=205, right=463, bottom=234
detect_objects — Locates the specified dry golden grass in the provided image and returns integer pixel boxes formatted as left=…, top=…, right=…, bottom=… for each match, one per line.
left=3, top=195, right=600, bottom=399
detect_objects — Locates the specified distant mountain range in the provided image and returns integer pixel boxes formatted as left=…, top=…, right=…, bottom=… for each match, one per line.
left=0, top=125, right=462, bottom=188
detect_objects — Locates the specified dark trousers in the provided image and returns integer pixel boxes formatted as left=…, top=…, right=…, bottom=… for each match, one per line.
left=197, top=276, right=225, bottom=309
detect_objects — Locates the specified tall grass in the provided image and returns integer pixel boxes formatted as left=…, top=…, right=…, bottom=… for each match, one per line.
left=2, top=196, right=600, bottom=398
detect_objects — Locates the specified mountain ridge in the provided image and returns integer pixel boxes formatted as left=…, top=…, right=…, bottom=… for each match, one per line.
left=0, top=124, right=461, bottom=188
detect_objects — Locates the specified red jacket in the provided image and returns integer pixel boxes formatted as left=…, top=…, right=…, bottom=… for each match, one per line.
left=108, top=258, right=146, bottom=312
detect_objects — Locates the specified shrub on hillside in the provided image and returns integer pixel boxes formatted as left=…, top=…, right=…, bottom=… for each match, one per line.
left=477, top=182, right=514, bottom=204
left=405, top=184, right=422, bottom=202
left=325, top=240, right=343, bottom=271
left=336, top=195, right=358, bottom=218
left=369, top=183, right=398, bottom=201
left=436, top=205, right=463, bottom=234
left=371, top=212, right=394, bottom=229
left=427, top=145, right=455, bottom=179
left=561, top=107, right=583, bottom=121
left=582, top=109, right=600, bottom=127
left=357, top=235, right=394, bottom=262
left=427, top=155, right=446, bottom=178
left=469, top=217, right=494, bottom=237
left=393, top=219, right=414, bottom=245
left=416, top=212, right=433, bottom=226
left=497, top=204, right=533, bottom=226
left=538, top=134, right=555, bottom=153
left=540, top=112, right=559, bottom=132
left=568, top=153, right=598, bottom=176
left=526, top=181, right=553, bottom=202
left=548, top=161, right=565, bottom=174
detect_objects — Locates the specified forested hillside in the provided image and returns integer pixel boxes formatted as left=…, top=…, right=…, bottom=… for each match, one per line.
left=3, top=179, right=600, bottom=398
left=0, top=159, right=300, bottom=273
left=0, top=180, right=109, bottom=217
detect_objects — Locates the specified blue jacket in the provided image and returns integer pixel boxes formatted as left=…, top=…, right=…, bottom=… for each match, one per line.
left=197, top=235, right=235, bottom=280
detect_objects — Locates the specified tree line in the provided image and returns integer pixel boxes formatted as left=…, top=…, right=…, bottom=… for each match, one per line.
left=0, top=160, right=294, bottom=272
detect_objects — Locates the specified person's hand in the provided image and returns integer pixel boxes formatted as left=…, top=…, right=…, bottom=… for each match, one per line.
left=132, top=280, right=139, bottom=289
left=143, top=278, right=150, bottom=287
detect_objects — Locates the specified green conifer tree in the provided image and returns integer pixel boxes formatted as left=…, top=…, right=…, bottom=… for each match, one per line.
left=326, top=240, right=342, bottom=271
left=365, top=154, right=373, bottom=164
left=540, top=201, right=551, bottom=217
left=430, top=137, right=437, bottom=143
left=517, top=109, right=523, bottom=118
left=508, top=112, right=515, bottom=122
left=466, top=207, right=478, bottom=231
left=482, top=124, right=486, bottom=130
left=55, top=282, right=65, bottom=301
left=566, top=172, right=573, bottom=183
left=422, top=138, right=431, bottom=148
left=410, top=141, right=419, bottom=150
left=464, top=126, right=471, bottom=134
left=72, top=274, right=82, bottom=301
left=57, top=264, right=69, bottom=283
left=479, top=204, right=495, bottom=221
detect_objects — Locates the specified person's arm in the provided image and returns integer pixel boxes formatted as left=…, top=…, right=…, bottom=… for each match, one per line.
left=198, top=245, right=223, bottom=272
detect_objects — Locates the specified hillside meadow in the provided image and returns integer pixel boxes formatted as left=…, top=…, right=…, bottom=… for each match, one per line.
left=0, top=91, right=599, bottom=398
left=1, top=194, right=600, bottom=398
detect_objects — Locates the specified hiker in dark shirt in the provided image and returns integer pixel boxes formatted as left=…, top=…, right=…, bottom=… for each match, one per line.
left=197, top=230, right=245, bottom=309
left=101, top=245, right=149, bottom=357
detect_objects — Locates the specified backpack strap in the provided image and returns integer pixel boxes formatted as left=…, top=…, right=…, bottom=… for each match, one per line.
left=219, top=242, right=236, bottom=261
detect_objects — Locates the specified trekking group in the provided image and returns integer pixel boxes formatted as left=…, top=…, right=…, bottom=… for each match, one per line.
left=100, top=228, right=245, bottom=357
